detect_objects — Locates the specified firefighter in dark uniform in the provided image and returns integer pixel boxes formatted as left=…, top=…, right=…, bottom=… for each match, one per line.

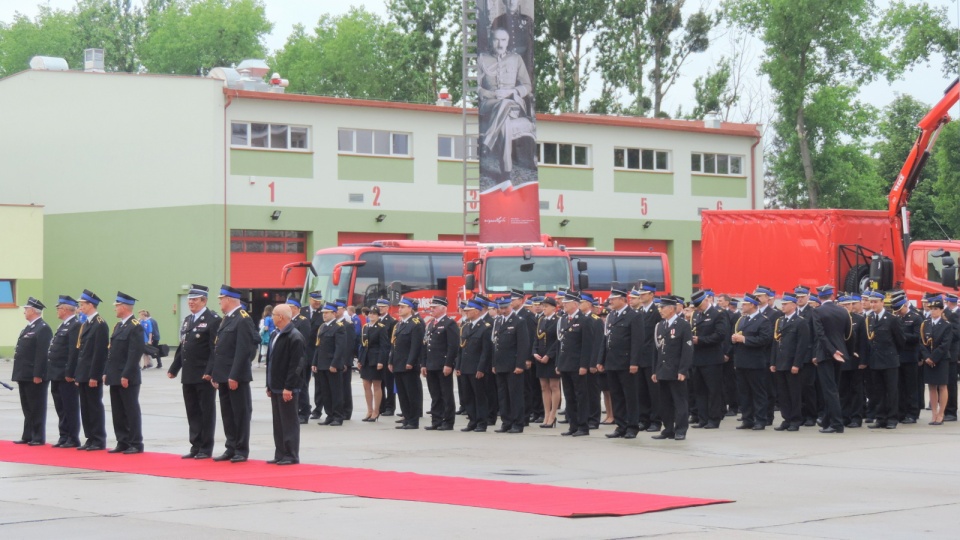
left=716, top=293, right=740, bottom=417
left=314, top=302, right=347, bottom=425
left=731, top=292, right=773, bottom=430
left=390, top=297, right=425, bottom=429
left=628, top=281, right=662, bottom=432
left=208, top=284, right=258, bottom=462
left=510, top=289, right=539, bottom=424
left=49, top=295, right=82, bottom=448
left=941, top=294, right=959, bottom=421
left=921, top=295, right=955, bottom=424
left=477, top=295, right=500, bottom=425
left=422, top=296, right=459, bottom=430
left=286, top=297, right=314, bottom=424
left=794, top=285, right=819, bottom=426
left=689, top=289, right=729, bottom=429
left=811, top=285, right=852, bottom=433
left=838, top=294, right=868, bottom=428
left=456, top=299, right=493, bottom=432
left=754, top=285, right=781, bottom=424
left=598, top=287, right=642, bottom=439
left=557, top=291, right=594, bottom=437
left=335, top=299, right=356, bottom=420
left=865, top=290, right=905, bottom=429
left=770, top=292, right=810, bottom=431
left=651, top=295, right=694, bottom=441
left=12, top=297, right=52, bottom=446
left=74, top=289, right=109, bottom=451
left=891, top=291, right=922, bottom=423
left=491, top=296, right=530, bottom=433
left=376, top=298, right=398, bottom=416
left=104, top=292, right=145, bottom=454
left=168, top=284, right=222, bottom=459
left=579, top=293, right=604, bottom=429
left=306, top=291, right=326, bottom=419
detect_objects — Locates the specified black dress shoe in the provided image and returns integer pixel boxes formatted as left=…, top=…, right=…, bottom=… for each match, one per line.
left=773, top=425, right=787, bottom=431
left=703, top=423, right=720, bottom=429
left=423, top=425, right=439, bottom=431
left=461, top=424, right=477, bottom=432
left=329, top=420, right=343, bottom=426
left=533, top=416, right=545, bottom=423
left=571, top=430, right=589, bottom=437
left=724, top=410, right=737, bottom=417
left=181, top=452, right=198, bottom=459
left=277, top=459, right=298, bottom=465
left=819, top=427, right=840, bottom=433
left=885, top=424, right=897, bottom=429
left=229, top=455, right=248, bottom=463
left=691, top=423, right=707, bottom=429
left=395, top=424, right=408, bottom=429
left=320, top=418, right=335, bottom=425
left=61, top=441, right=81, bottom=449
left=751, top=424, right=765, bottom=431
left=266, top=459, right=279, bottom=464
left=645, top=425, right=661, bottom=432
left=28, top=441, right=44, bottom=446
left=437, top=425, right=453, bottom=431
left=901, top=417, right=917, bottom=424
left=605, top=430, right=624, bottom=439
left=623, top=431, right=637, bottom=439
left=507, top=427, right=523, bottom=434
left=735, top=424, right=755, bottom=430
left=587, top=422, right=600, bottom=430
left=52, top=442, right=64, bottom=448
left=194, top=453, right=211, bottom=460
left=309, top=412, right=321, bottom=420
left=674, top=433, right=686, bottom=441
left=213, top=453, right=234, bottom=462
left=122, top=448, right=142, bottom=454
left=299, top=418, right=308, bottom=425
left=867, top=423, right=886, bottom=429
left=400, top=424, right=418, bottom=430
left=651, top=433, right=674, bottom=440
left=944, top=415, right=957, bottom=421
left=85, top=445, right=105, bottom=451
left=561, top=430, right=576, bottom=436
left=473, top=426, right=487, bottom=432
left=558, top=419, right=570, bottom=424
left=494, top=426, right=511, bottom=433
left=786, top=425, right=800, bottom=432
left=76, top=444, right=90, bottom=451
left=455, top=408, right=466, bottom=415
left=12, top=440, right=28, bottom=445
left=395, top=418, right=405, bottom=424
left=382, top=410, right=395, bottom=416
left=845, top=422, right=862, bottom=428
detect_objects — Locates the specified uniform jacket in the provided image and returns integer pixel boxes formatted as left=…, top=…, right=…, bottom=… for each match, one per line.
left=654, top=316, right=694, bottom=380
left=722, top=309, right=739, bottom=360
left=796, top=304, right=817, bottom=363
left=898, top=307, right=923, bottom=364
left=556, top=310, right=595, bottom=372
left=943, top=307, right=960, bottom=360
left=75, top=314, right=109, bottom=383
left=169, top=309, right=222, bottom=385
left=422, top=315, right=459, bottom=370
left=358, top=322, right=390, bottom=369
left=291, top=313, right=313, bottom=371
left=636, top=303, right=661, bottom=368
left=866, top=310, right=904, bottom=370
left=209, top=308, right=258, bottom=383
left=515, top=308, right=537, bottom=361
left=771, top=313, right=810, bottom=371
left=920, top=317, right=955, bottom=365
left=534, top=314, right=559, bottom=361
left=492, top=311, right=531, bottom=372
left=48, top=315, right=80, bottom=381
left=732, top=312, right=773, bottom=370
left=105, top=317, right=145, bottom=386
left=601, top=306, right=643, bottom=370
left=389, top=316, right=424, bottom=372
left=457, top=318, right=493, bottom=375
left=315, top=320, right=348, bottom=370
left=12, top=317, right=52, bottom=382
left=267, top=325, right=305, bottom=392
left=812, top=301, right=852, bottom=364
left=692, top=305, right=729, bottom=366
left=845, top=312, right=869, bottom=371
left=341, top=315, right=357, bottom=361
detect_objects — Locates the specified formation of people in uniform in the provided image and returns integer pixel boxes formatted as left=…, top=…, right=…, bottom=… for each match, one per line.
left=10, top=280, right=959, bottom=465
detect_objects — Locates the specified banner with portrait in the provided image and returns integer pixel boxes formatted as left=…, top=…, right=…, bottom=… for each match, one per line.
left=476, top=0, right=540, bottom=243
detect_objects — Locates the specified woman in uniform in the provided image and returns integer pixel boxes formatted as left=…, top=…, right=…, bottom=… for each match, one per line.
left=533, top=297, right=561, bottom=427
left=919, top=295, right=954, bottom=425
left=359, top=310, right=390, bottom=422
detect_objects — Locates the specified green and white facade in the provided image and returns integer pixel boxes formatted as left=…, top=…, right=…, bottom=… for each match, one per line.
left=0, top=68, right=761, bottom=343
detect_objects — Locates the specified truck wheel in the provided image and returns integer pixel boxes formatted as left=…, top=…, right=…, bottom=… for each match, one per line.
left=844, top=264, right=870, bottom=294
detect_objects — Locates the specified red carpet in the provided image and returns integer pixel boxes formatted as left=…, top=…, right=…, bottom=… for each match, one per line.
left=0, top=441, right=730, bottom=517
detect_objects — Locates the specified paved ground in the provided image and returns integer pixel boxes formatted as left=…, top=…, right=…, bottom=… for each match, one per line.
left=0, top=360, right=957, bottom=539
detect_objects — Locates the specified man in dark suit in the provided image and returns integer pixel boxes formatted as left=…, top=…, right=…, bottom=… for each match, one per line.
left=794, top=286, right=819, bottom=426
left=509, top=289, right=539, bottom=424
left=265, top=304, right=305, bottom=465
left=167, top=284, right=221, bottom=459
left=651, top=295, right=694, bottom=441
left=492, top=296, right=530, bottom=433
left=892, top=291, right=922, bottom=423
left=12, top=297, right=52, bottom=446
left=456, top=299, right=493, bottom=432
left=716, top=294, right=740, bottom=417
left=422, top=296, right=459, bottom=430
left=49, top=295, right=82, bottom=448
left=306, top=292, right=326, bottom=419
left=690, top=289, right=730, bottom=429
left=314, top=302, right=347, bottom=425
left=74, top=289, right=109, bottom=451
left=731, top=293, right=773, bottom=430
left=838, top=295, right=868, bottom=427
left=336, top=299, right=356, bottom=420
left=865, top=290, right=905, bottom=429
left=557, top=291, right=594, bottom=437
left=770, top=292, right=810, bottom=431
left=598, top=287, right=642, bottom=439
left=812, top=285, right=852, bottom=433
left=286, top=297, right=313, bottom=424
left=628, top=281, right=662, bottom=432
left=375, top=299, right=398, bottom=417
left=208, top=284, right=258, bottom=463
left=390, top=297, right=425, bottom=429
left=579, top=293, right=604, bottom=429
left=105, top=292, right=145, bottom=454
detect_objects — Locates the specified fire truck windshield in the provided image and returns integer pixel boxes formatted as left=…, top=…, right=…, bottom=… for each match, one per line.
left=306, top=253, right=354, bottom=301
left=484, top=256, right=571, bottom=293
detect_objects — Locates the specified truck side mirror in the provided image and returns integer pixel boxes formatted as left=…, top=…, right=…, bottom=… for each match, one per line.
left=578, top=272, right=589, bottom=291
left=577, top=260, right=588, bottom=272
left=464, top=275, right=475, bottom=291
left=388, top=281, right=402, bottom=305
left=466, top=261, right=476, bottom=272
left=869, top=255, right=883, bottom=282
left=943, top=267, right=958, bottom=289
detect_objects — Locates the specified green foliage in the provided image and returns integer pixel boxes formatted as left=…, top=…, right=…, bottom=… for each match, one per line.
left=534, top=0, right=606, bottom=113
left=933, top=122, right=960, bottom=238
left=385, top=0, right=458, bottom=101
left=689, top=58, right=731, bottom=119
left=882, top=0, right=958, bottom=76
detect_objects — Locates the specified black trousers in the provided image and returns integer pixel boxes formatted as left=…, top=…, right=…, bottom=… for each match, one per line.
left=764, top=369, right=777, bottom=419
left=839, top=369, right=864, bottom=424
left=588, top=371, right=601, bottom=423
left=426, top=369, right=455, bottom=427
left=379, top=368, right=396, bottom=413
left=317, top=370, right=343, bottom=421
left=817, top=360, right=844, bottom=430
left=51, top=380, right=80, bottom=444
left=18, top=381, right=48, bottom=443
left=298, top=366, right=312, bottom=420
left=484, top=371, right=499, bottom=425
left=736, top=368, right=768, bottom=426
left=460, top=373, right=489, bottom=428
left=109, top=384, right=143, bottom=451
left=658, top=379, right=689, bottom=436
left=692, top=364, right=724, bottom=425
left=218, top=381, right=251, bottom=457
left=637, top=366, right=661, bottom=428
left=270, top=392, right=300, bottom=462
left=864, top=369, right=879, bottom=419
left=78, top=383, right=107, bottom=447
left=871, top=367, right=899, bottom=426
left=560, top=371, right=589, bottom=432
left=182, top=381, right=217, bottom=454
left=898, top=362, right=920, bottom=420
left=313, top=366, right=325, bottom=415
left=524, top=367, right=543, bottom=418
left=341, top=367, right=354, bottom=419
left=799, top=362, right=818, bottom=422
left=722, top=360, right=738, bottom=410
left=495, top=371, right=525, bottom=429
left=395, top=370, right=422, bottom=426
left=774, top=370, right=802, bottom=427
left=946, top=361, right=958, bottom=417
left=607, top=369, right=640, bottom=432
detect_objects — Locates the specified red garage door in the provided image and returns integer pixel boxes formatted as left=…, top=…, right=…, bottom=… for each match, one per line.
left=338, top=232, right=411, bottom=245
left=614, top=239, right=669, bottom=253
left=554, top=237, right=591, bottom=248
left=230, top=230, right=307, bottom=289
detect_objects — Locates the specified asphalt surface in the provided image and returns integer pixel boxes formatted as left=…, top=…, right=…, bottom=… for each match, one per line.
left=1, top=360, right=957, bottom=539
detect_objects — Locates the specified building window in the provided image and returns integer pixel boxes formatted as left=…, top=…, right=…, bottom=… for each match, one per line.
left=230, top=230, right=306, bottom=253
left=614, top=148, right=670, bottom=172
left=0, top=279, right=14, bottom=308
left=535, top=142, right=590, bottom=167
left=231, top=122, right=310, bottom=152
left=339, top=128, right=411, bottom=157
left=691, top=153, right=744, bottom=176
left=437, top=135, right=478, bottom=161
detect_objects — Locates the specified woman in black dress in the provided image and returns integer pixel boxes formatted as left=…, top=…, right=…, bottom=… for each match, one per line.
left=533, top=297, right=561, bottom=427
left=359, top=310, right=390, bottom=421
left=919, top=296, right=954, bottom=425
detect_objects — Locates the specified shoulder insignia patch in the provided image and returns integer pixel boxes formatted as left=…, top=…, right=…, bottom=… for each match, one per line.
left=96, top=316, right=104, bottom=323
left=484, top=323, right=491, bottom=327
left=132, top=318, right=140, bottom=326
left=240, top=310, right=250, bottom=318
left=591, top=314, right=600, bottom=320
left=336, top=321, right=343, bottom=327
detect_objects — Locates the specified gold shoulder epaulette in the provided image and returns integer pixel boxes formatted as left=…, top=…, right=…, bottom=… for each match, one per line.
left=591, top=314, right=600, bottom=320
left=336, top=321, right=343, bottom=327
left=485, top=323, right=491, bottom=327
left=96, top=316, right=104, bottom=323
left=132, top=318, right=140, bottom=326
left=240, top=310, right=250, bottom=318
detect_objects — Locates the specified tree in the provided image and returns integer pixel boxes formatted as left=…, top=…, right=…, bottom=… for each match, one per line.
left=932, top=121, right=960, bottom=238
left=385, top=0, right=458, bottom=102
left=74, top=0, right=144, bottom=73
left=139, top=0, right=272, bottom=75
left=688, top=58, right=731, bottom=120
left=0, top=7, right=80, bottom=76
left=534, top=0, right=606, bottom=113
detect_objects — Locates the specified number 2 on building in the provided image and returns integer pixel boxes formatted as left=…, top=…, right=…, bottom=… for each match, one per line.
left=372, top=186, right=382, bottom=207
